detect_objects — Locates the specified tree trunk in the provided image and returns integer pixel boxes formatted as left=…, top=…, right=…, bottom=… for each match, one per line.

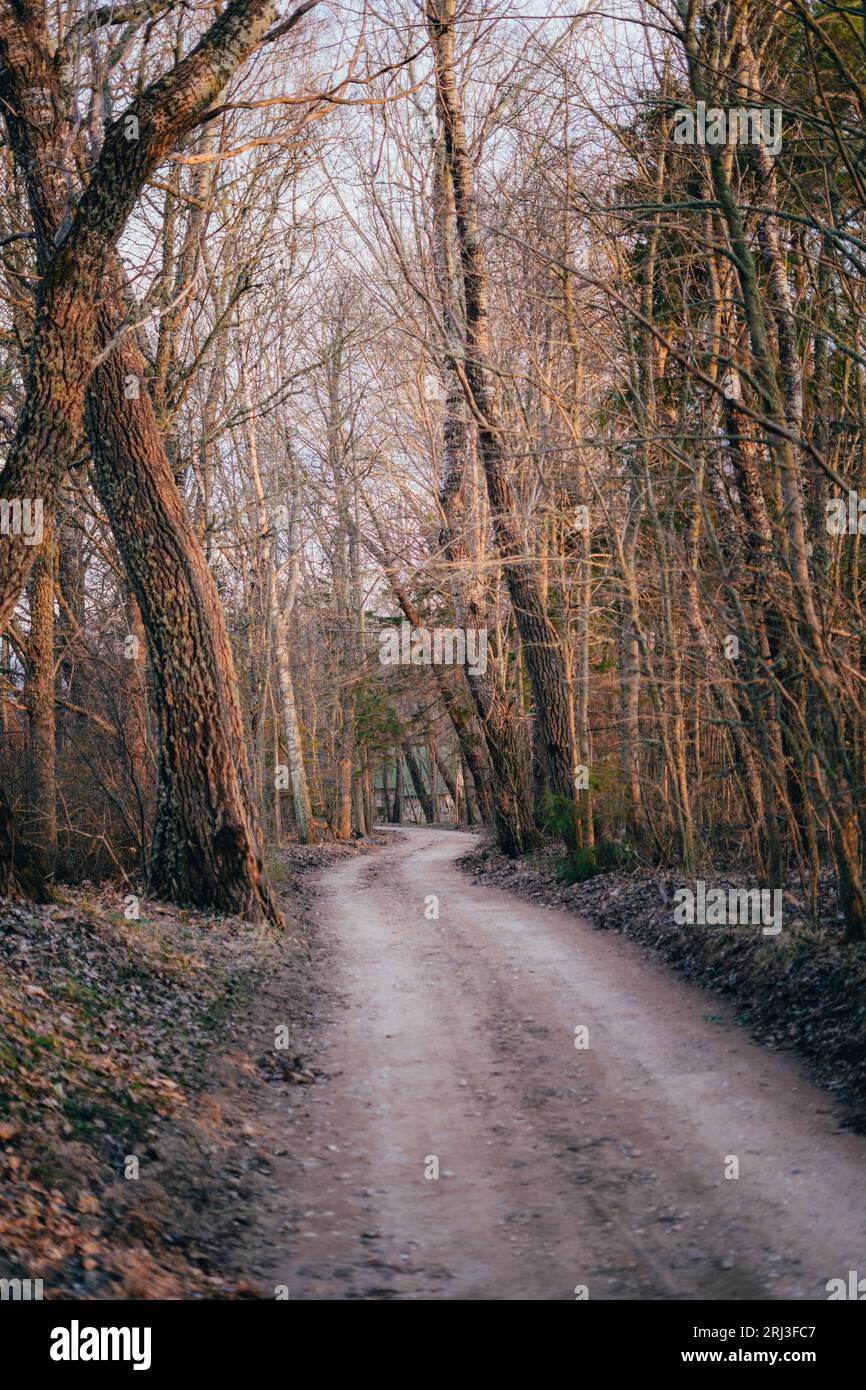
left=426, top=133, right=539, bottom=854
left=402, top=742, right=434, bottom=823
left=392, top=755, right=404, bottom=824
left=429, top=1, right=577, bottom=839
left=274, top=608, right=315, bottom=844
left=382, top=758, right=393, bottom=823
left=24, top=533, right=57, bottom=868
left=0, top=0, right=287, bottom=626
left=0, top=789, right=53, bottom=903
left=0, top=1, right=306, bottom=920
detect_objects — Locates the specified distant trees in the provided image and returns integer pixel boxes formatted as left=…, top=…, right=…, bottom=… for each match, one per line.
left=1, top=0, right=865, bottom=940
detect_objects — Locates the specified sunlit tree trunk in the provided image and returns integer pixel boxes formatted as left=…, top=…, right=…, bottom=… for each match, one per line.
left=429, top=0, right=578, bottom=843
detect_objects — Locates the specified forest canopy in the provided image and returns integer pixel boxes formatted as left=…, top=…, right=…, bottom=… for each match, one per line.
left=0, top=0, right=865, bottom=941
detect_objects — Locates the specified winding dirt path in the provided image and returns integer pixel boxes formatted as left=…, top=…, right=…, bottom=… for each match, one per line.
left=244, top=827, right=866, bottom=1300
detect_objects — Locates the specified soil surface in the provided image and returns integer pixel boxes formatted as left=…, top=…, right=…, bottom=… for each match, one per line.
left=459, top=841, right=866, bottom=1132
left=230, top=826, right=866, bottom=1300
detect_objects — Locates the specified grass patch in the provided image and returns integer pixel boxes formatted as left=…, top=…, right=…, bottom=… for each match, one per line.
left=555, top=839, right=631, bottom=884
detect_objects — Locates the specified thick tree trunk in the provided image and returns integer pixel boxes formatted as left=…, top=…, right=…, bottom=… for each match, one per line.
left=85, top=357, right=283, bottom=921
left=334, top=746, right=354, bottom=840
left=24, top=533, right=57, bottom=868
left=426, top=135, right=538, bottom=855
left=402, top=742, right=434, bottom=823
left=0, top=0, right=286, bottom=626
left=0, top=1, right=310, bottom=921
left=0, top=789, right=53, bottom=903
left=121, top=596, right=153, bottom=860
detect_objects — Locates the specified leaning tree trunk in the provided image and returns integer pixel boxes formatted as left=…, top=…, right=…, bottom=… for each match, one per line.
left=0, top=0, right=287, bottom=626
left=85, top=349, right=284, bottom=922
left=682, top=7, right=866, bottom=937
left=0, top=0, right=311, bottom=921
left=428, top=0, right=578, bottom=840
left=401, top=742, right=435, bottom=823
left=428, top=132, right=538, bottom=855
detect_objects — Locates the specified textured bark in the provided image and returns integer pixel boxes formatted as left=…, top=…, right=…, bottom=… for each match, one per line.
left=334, top=750, right=353, bottom=840
left=0, top=0, right=287, bottom=625
left=0, top=787, right=53, bottom=902
left=0, top=1, right=317, bottom=920
left=57, top=495, right=86, bottom=720
left=428, top=128, right=538, bottom=855
left=24, top=531, right=56, bottom=866
left=85, top=360, right=282, bottom=920
left=121, top=595, right=152, bottom=856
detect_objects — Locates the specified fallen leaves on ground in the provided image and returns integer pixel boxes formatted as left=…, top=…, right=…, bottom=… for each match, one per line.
left=0, top=830, right=396, bottom=1300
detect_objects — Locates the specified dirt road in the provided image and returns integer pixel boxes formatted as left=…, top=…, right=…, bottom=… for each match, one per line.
left=244, top=828, right=866, bottom=1300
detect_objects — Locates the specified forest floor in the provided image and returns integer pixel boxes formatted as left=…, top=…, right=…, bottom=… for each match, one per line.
left=0, top=833, right=391, bottom=1298
left=3, top=825, right=866, bottom=1299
